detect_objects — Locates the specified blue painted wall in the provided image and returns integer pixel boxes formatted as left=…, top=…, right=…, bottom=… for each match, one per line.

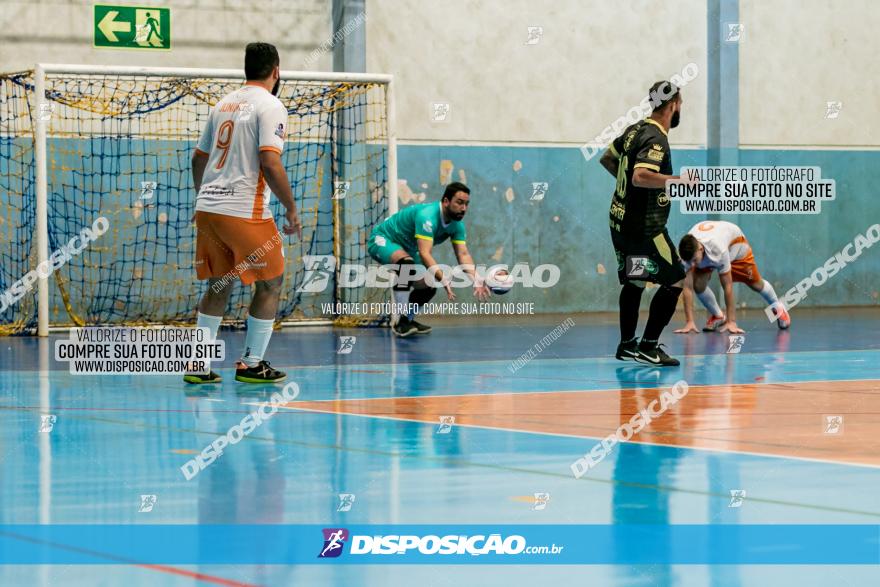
left=396, top=144, right=880, bottom=312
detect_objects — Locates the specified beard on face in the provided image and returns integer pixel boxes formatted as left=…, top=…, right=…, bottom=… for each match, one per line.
left=670, top=108, right=681, bottom=128
left=271, top=78, right=281, bottom=96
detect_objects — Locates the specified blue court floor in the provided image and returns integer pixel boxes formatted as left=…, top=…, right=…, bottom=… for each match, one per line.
left=1, top=308, right=879, bottom=586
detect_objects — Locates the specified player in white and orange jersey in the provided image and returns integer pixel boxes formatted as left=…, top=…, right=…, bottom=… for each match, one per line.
left=675, top=220, right=790, bottom=334
left=186, top=42, right=302, bottom=384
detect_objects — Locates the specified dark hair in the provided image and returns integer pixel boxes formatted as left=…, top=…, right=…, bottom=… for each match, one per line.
left=648, top=80, right=680, bottom=111
left=245, top=43, right=280, bottom=80
left=678, top=234, right=700, bottom=262
left=442, top=182, right=470, bottom=201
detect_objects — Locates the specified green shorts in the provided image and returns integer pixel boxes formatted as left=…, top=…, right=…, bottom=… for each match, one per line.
left=367, top=229, right=421, bottom=265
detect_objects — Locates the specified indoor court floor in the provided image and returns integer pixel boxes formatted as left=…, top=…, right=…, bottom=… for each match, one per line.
left=1, top=308, right=878, bottom=586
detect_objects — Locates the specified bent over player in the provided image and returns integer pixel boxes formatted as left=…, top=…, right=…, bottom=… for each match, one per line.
left=186, top=42, right=302, bottom=384
left=368, top=182, right=490, bottom=337
left=600, top=81, right=686, bottom=366
left=675, top=220, right=791, bottom=333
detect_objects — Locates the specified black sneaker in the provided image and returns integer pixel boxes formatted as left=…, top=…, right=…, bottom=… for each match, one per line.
left=615, top=338, right=639, bottom=361
left=635, top=342, right=680, bottom=367
left=183, top=370, right=222, bottom=384
left=235, top=360, right=287, bottom=383
left=391, top=316, right=418, bottom=337
left=411, top=320, right=432, bottom=334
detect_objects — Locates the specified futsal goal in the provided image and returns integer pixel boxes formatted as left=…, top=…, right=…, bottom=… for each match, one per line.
left=0, top=64, right=398, bottom=336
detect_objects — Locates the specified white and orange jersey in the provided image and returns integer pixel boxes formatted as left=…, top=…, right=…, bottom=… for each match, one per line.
left=685, top=220, right=750, bottom=274
left=194, top=83, right=287, bottom=220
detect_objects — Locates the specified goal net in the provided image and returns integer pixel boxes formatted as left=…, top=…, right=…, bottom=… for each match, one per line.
left=0, top=65, right=396, bottom=335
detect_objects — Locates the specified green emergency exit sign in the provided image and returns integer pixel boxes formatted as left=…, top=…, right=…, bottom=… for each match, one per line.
left=94, top=5, right=171, bottom=50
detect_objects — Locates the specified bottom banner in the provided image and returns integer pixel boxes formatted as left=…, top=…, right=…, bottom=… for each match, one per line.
left=0, top=525, right=877, bottom=565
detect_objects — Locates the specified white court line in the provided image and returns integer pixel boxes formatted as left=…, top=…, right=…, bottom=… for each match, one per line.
left=270, top=401, right=880, bottom=472
left=281, top=347, right=880, bottom=372
left=253, top=376, right=880, bottom=404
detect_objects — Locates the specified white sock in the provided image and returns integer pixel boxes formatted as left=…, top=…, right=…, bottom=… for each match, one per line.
left=196, top=312, right=223, bottom=342
left=696, top=288, right=723, bottom=317
left=196, top=311, right=222, bottom=341
left=392, top=288, right=412, bottom=321
left=757, top=280, right=779, bottom=305
left=194, top=312, right=222, bottom=374
left=241, top=316, right=274, bottom=368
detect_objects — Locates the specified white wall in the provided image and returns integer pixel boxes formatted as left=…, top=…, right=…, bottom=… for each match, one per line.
left=740, top=0, right=879, bottom=147
left=367, top=0, right=707, bottom=146
left=0, top=0, right=332, bottom=73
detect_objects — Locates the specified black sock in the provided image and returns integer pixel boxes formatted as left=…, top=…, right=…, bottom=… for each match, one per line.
left=642, top=285, right=682, bottom=342
left=619, top=282, right=644, bottom=342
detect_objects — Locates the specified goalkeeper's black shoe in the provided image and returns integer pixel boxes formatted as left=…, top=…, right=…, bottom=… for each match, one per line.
left=235, top=360, right=287, bottom=383
left=391, top=316, right=419, bottom=337
left=411, top=320, right=432, bottom=334
left=183, top=370, right=222, bottom=384
left=615, top=338, right=639, bottom=361
left=634, top=342, right=680, bottom=367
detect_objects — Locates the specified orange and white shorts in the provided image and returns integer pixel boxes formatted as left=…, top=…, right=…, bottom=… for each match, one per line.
left=696, top=237, right=762, bottom=285
left=194, top=211, right=284, bottom=285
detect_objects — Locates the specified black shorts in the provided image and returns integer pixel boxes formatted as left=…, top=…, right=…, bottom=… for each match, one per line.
left=611, top=229, right=686, bottom=286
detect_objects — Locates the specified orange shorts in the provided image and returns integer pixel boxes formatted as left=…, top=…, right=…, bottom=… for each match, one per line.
left=194, top=211, right=284, bottom=285
left=696, top=246, right=762, bottom=285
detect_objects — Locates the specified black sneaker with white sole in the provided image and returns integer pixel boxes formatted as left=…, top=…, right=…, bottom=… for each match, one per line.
left=615, top=338, right=639, bottom=361
left=635, top=342, right=680, bottom=367
left=235, top=360, right=287, bottom=383
left=391, top=316, right=419, bottom=337
left=411, top=320, right=432, bottom=334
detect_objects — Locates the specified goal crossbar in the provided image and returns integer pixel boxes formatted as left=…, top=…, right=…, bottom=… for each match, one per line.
left=36, top=63, right=393, bottom=84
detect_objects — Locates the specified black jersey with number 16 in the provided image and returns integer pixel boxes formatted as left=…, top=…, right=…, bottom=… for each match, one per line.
left=607, top=119, right=673, bottom=239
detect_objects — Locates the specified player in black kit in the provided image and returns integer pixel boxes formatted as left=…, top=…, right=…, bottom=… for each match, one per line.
left=600, top=81, right=686, bottom=367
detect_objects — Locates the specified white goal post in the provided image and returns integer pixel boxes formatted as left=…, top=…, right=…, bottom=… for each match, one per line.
left=27, top=63, right=399, bottom=336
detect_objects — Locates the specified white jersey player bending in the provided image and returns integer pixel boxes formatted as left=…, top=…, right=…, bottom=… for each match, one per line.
left=675, top=220, right=790, bottom=334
